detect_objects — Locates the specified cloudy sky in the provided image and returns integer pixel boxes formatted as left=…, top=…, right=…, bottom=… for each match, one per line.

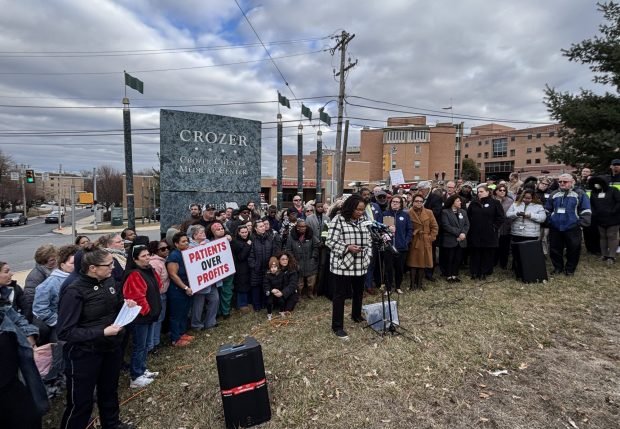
left=0, top=0, right=606, bottom=176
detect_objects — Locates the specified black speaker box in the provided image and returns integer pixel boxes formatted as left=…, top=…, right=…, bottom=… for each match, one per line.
left=216, top=336, right=271, bottom=428
left=512, top=239, right=548, bottom=283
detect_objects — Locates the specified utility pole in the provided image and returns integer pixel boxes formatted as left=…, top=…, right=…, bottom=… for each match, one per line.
left=331, top=30, right=357, bottom=196
left=93, top=167, right=98, bottom=230
left=340, top=120, right=350, bottom=191
left=20, top=165, right=27, bottom=217
left=276, top=113, right=283, bottom=210
left=316, top=130, right=323, bottom=204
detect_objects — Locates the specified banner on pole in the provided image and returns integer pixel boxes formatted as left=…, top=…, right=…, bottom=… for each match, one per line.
left=182, top=238, right=236, bottom=293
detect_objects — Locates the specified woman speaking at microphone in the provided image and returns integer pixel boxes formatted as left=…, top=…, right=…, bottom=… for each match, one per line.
left=326, top=194, right=372, bottom=340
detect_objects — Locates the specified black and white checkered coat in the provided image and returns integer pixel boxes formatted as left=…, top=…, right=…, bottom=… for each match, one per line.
left=326, top=214, right=372, bottom=276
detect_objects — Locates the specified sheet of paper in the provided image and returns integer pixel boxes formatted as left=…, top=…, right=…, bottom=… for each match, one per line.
left=113, top=302, right=142, bottom=327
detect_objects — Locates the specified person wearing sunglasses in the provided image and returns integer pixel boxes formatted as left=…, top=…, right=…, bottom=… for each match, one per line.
left=57, top=246, right=136, bottom=429
left=146, top=240, right=170, bottom=354
left=544, top=173, right=592, bottom=276
left=291, top=195, right=305, bottom=219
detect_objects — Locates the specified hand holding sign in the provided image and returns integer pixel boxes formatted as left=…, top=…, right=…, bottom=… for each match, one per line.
left=182, top=238, right=237, bottom=293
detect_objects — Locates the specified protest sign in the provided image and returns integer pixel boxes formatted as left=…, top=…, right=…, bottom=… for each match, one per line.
left=182, top=238, right=236, bottom=293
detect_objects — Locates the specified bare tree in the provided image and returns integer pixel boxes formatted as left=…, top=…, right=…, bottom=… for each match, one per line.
left=79, top=169, right=94, bottom=193
left=96, top=165, right=123, bottom=211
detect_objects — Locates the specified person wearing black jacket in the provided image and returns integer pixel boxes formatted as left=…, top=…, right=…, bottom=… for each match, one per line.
left=122, top=245, right=162, bottom=389
left=231, top=225, right=253, bottom=312
left=263, top=253, right=299, bottom=320
left=467, top=185, right=505, bottom=280
left=589, top=176, right=620, bottom=265
left=248, top=220, right=278, bottom=311
left=57, top=247, right=135, bottom=429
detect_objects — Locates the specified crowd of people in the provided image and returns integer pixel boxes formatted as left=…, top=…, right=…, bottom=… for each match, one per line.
left=1, top=159, right=619, bottom=428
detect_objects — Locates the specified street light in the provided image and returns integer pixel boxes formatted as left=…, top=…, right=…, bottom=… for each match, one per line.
left=297, top=123, right=303, bottom=197
left=316, top=130, right=323, bottom=203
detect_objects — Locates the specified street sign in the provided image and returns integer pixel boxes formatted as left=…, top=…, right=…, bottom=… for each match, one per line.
left=10, top=172, right=19, bottom=181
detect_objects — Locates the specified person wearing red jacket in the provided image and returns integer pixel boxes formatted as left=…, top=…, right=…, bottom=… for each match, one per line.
left=122, top=245, right=162, bottom=389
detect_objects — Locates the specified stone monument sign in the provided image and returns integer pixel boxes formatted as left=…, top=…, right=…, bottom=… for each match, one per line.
left=160, top=109, right=261, bottom=232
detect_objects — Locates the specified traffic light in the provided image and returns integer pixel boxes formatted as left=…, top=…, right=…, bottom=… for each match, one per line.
left=383, top=153, right=390, bottom=171
left=25, top=169, right=35, bottom=184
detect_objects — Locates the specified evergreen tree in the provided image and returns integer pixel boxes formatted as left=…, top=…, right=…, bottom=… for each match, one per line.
left=461, top=158, right=481, bottom=181
left=544, top=1, right=620, bottom=173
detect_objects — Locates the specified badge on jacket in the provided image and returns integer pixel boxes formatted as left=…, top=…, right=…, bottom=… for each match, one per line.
left=484, top=203, right=489, bottom=208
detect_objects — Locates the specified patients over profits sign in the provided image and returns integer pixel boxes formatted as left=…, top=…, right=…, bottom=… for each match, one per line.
left=182, top=238, right=236, bottom=293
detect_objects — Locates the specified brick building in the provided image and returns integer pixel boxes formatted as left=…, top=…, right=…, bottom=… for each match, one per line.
left=359, top=116, right=464, bottom=183
left=461, top=123, right=568, bottom=181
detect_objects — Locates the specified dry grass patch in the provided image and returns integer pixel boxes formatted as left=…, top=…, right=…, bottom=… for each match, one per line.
left=44, top=254, right=620, bottom=428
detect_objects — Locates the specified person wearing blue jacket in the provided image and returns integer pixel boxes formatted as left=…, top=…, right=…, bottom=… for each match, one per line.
left=382, top=195, right=413, bottom=293
left=544, top=173, right=592, bottom=275
left=32, top=245, right=78, bottom=345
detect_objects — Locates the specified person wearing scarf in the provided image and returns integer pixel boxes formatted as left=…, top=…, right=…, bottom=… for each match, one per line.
left=122, top=245, right=162, bottom=389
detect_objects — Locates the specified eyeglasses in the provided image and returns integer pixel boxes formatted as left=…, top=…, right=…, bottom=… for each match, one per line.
left=305, top=209, right=313, bottom=212
left=558, top=180, right=571, bottom=184
left=497, top=189, right=507, bottom=192
left=293, top=198, right=301, bottom=202
left=94, top=262, right=114, bottom=268
left=158, top=246, right=169, bottom=251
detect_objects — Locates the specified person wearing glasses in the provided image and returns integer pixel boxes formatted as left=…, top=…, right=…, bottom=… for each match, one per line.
left=467, top=185, right=505, bottom=280
left=407, top=194, right=439, bottom=290
left=146, top=240, right=170, bottom=354
left=291, top=195, right=305, bottom=219
left=492, top=185, right=514, bottom=270
left=326, top=194, right=372, bottom=340
left=57, top=246, right=136, bottom=429
left=544, top=173, right=592, bottom=276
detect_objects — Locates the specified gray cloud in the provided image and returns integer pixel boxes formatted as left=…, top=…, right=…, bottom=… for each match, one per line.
left=0, top=0, right=606, bottom=176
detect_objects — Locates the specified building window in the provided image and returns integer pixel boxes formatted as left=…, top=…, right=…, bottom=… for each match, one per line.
left=510, top=149, right=516, bottom=156
left=477, top=163, right=482, bottom=168
left=549, top=131, right=555, bottom=137
left=464, top=142, right=469, bottom=148
left=478, top=141, right=482, bottom=146
left=477, top=153, right=481, bottom=158
left=511, top=136, right=516, bottom=141
left=526, top=147, right=532, bottom=153
left=526, top=159, right=532, bottom=165
left=415, top=145, right=421, bottom=154
left=464, top=154, right=469, bottom=159
left=485, top=140, right=489, bottom=145
left=492, top=138, right=507, bottom=158
left=535, top=159, right=541, bottom=164
left=414, top=160, right=421, bottom=168
left=484, top=161, right=514, bottom=174
left=536, top=133, right=541, bottom=138
left=484, top=152, right=489, bottom=159
left=535, top=147, right=541, bottom=152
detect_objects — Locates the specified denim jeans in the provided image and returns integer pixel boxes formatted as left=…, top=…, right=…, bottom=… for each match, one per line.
left=236, top=292, right=249, bottom=308
left=148, top=293, right=167, bottom=350
left=130, top=323, right=152, bottom=380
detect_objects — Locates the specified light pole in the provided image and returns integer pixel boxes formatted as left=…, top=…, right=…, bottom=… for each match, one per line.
left=276, top=113, right=283, bottom=210
left=316, top=130, right=323, bottom=203
left=297, top=123, right=303, bottom=198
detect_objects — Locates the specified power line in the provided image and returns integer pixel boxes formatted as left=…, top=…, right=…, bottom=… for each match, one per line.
left=0, top=49, right=326, bottom=76
left=233, top=0, right=300, bottom=104
left=0, top=36, right=330, bottom=58
left=345, top=96, right=554, bottom=125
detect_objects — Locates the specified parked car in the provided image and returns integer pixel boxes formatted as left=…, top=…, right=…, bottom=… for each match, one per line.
left=1, top=213, right=28, bottom=227
left=45, top=211, right=65, bottom=223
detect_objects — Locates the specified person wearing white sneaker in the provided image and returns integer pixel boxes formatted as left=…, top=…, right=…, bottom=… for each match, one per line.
left=122, top=246, right=162, bottom=390
left=143, top=369, right=159, bottom=378
left=130, top=374, right=153, bottom=389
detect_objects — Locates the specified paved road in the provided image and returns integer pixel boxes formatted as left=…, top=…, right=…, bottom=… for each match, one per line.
left=0, top=209, right=160, bottom=272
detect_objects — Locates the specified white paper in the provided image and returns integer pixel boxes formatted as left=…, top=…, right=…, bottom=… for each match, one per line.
left=113, top=302, right=142, bottom=327
left=389, top=169, right=405, bottom=185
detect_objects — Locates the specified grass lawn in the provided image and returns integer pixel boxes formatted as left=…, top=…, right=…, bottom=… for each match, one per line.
left=44, top=253, right=620, bottom=428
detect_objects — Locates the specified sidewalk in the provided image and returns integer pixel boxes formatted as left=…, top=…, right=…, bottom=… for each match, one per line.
left=14, top=217, right=161, bottom=284
left=51, top=215, right=161, bottom=236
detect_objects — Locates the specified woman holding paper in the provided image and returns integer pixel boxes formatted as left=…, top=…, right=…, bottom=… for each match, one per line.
left=57, top=246, right=136, bottom=429
left=122, top=245, right=162, bottom=389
